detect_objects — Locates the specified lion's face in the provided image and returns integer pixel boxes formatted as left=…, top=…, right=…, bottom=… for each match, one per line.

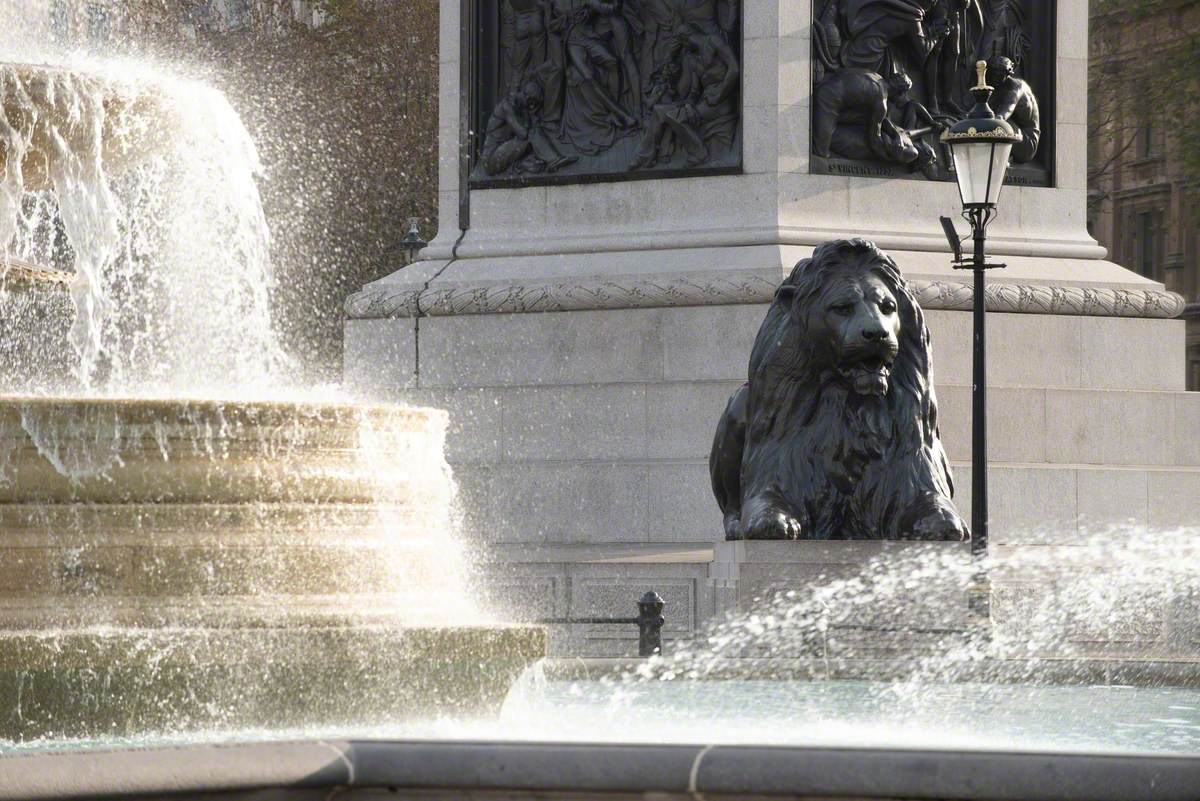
left=809, top=269, right=901, bottom=396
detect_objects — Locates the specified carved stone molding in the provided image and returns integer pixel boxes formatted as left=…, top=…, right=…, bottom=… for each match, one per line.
left=345, top=274, right=1186, bottom=320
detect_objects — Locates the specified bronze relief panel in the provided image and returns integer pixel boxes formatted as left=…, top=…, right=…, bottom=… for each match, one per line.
left=811, top=0, right=1053, bottom=187
left=470, top=0, right=743, bottom=187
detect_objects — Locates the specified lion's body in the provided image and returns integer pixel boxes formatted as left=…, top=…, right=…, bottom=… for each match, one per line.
left=710, top=239, right=968, bottom=542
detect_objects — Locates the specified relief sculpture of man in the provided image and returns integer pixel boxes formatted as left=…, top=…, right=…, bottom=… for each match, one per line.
left=630, top=23, right=740, bottom=169
left=481, top=81, right=578, bottom=176
left=839, top=0, right=950, bottom=73
left=502, top=0, right=550, bottom=89
left=556, top=0, right=639, bottom=154
left=985, top=55, right=1039, bottom=162
left=922, top=0, right=982, bottom=115
left=813, top=68, right=926, bottom=171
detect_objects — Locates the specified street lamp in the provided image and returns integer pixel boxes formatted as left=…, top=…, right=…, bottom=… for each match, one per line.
left=398, top=217, right=427, bottom=266
left=940, top=60, right=1020, bottom=560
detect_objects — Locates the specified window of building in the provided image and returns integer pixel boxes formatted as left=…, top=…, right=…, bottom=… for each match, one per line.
left=1123, top=208, right=1171, bottom=282
left=49, top=0, right=71, bottom=44
left=1138, top=211, right=1154, bottom=276
left=225, top=0, right=250, bottom=30
left=87, top=3, right=110, bottom=45
left=1135, top=117, right=1162, bottom=159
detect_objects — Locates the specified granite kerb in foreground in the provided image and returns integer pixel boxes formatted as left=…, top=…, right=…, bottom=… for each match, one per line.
left=1, top=740, right=1199, bottom=801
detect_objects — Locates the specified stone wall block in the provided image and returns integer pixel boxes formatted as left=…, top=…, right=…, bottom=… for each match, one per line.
left=419, top=309, right=666, bottom=388
left=646, top=461, right=723, bottom=542
left=343, top=319, right=417, bottom=398
left=1175, top=393, right=1200, bottom=467
left=400, top=387, right=503, bottom=465
left=661, top=305, right=763, bottom=382
left=935, top=385, right=1047, bottom=464
left=1147, top=471, right=1200, bottom=530
left=1080, top=317, right=1186, bottom=392
left=1076, top=469, right=1150, bottom=532
left=454, top=463, right=650, bottom=544
left=1045, top=390, right=1175, bottom=466
left=501, top=384, right=649, bottom=462
left=645, top=381, right=744, bottom=459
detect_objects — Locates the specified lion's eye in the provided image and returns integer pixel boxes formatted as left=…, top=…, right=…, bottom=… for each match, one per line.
left=830, top=303, right=855, bottom=316
left=879, top=300, right=896, bottom=314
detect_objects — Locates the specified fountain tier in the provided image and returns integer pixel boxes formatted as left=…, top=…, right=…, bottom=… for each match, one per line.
left=0, top=397, right=544, bottom=742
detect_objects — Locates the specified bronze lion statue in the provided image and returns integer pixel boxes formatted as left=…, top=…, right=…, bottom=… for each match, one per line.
left=710, top=239, right=968, bottom=542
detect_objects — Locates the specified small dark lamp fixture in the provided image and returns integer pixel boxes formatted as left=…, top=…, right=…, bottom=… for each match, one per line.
left=399, top=217, right=427, bottom=264
left=941, top=61, right=1021, bottom=209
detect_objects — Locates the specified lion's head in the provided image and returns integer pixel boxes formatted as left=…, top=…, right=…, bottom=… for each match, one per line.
left=752, top=238, right=932, bottom=403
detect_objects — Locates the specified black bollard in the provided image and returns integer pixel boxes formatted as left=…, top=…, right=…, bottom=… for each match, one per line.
left=636, top=591, right=665, bottom=657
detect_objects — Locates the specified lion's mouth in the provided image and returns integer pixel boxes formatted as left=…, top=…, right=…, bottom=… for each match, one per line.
left=838, top=353, right=895, bottom=395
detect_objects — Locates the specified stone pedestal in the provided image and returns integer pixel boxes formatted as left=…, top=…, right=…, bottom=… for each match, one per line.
left=343, top=0, right=1197, bottom=657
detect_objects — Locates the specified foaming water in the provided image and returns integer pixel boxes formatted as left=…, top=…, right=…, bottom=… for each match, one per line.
left=0, top=58, right=286, bottom=396
left=606, top=530, right=1200, bottom=690
left=6, top=678, right=1200, bottom=756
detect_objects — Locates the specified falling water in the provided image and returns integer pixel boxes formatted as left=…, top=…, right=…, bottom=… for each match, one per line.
left=0, top=60, right=287, bottom=396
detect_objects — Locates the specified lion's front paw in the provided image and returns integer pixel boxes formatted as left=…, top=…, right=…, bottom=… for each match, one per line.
left=899, top=496, right=969, bottom=542
left=723, top=511, right=745, bottom=541
left=744, top=509, right=804, bottom=540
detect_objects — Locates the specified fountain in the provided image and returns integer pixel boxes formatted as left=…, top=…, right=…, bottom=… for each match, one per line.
left=0, top=61, right=544, bottom=742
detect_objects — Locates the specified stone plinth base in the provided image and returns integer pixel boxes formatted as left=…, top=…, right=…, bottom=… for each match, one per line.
left=711, top=540, right=972, bottom=621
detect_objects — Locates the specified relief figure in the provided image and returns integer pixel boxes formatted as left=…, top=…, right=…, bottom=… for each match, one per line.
left=503, top=0, right=550, bottom=89
left=976, top=0, right=1029, bottom=70
left=985, top=55, right=1039, bottom=162
left=839, top=0, right=949, bottom=73
left=481, top=81, right=578, bottom=176
left=810, top=0, right=1049, bottom=185
left=922, top=0, right=983, bottom=115
left=630, top=23, right=740, bottom=169
left=638, top=0, right=677, bottom=94
left=476, top=0, right=742, bottom=180
left=558, top=0, right=638, bottom=155
left=813, top=68, right=924, bottom=169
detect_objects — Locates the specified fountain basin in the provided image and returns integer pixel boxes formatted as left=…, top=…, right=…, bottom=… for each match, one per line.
left=0, top=626, right=545, bottom=741
left=0, top=396, right=546, bottom=741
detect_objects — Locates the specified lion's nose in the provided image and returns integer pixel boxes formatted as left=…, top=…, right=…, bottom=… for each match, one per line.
left=862, top=327, right=888, bottom=342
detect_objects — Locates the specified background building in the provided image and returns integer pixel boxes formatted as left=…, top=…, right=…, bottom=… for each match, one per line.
left=1088, top=0, right=1200, bottom=389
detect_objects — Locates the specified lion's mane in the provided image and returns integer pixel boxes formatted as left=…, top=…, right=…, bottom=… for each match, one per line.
left=712, top=238, right=964, bottom=540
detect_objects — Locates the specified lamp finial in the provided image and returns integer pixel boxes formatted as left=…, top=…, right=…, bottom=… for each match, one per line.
left=974, top=60, right=988, bottom=91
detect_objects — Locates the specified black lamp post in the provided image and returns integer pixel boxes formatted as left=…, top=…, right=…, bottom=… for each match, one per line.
left=940, top=60, right=1020, bottom=560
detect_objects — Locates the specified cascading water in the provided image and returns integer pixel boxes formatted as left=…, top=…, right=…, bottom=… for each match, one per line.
left=0, top=61, right=286, bottom=395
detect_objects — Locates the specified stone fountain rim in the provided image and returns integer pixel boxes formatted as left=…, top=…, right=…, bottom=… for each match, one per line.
left=0, top=739, right=1195, bottom=801
left=0, top=394, right=441, bottom=421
